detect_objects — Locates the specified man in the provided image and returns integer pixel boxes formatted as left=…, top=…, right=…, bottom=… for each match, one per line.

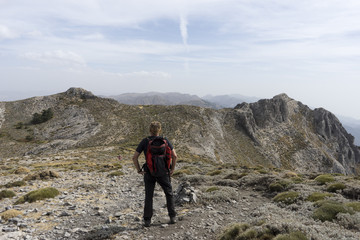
left=132, top=121, right=177, bottom=227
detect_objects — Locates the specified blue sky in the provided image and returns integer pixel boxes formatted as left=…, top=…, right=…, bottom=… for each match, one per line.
left=1, top=0, right=360, bottom=119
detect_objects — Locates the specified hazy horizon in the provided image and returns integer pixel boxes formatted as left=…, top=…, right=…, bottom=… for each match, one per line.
left=1, top=1, right=360, bottom=119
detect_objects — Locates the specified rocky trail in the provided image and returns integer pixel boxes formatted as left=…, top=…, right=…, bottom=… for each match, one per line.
left=1, top=147, right=360, bottom=240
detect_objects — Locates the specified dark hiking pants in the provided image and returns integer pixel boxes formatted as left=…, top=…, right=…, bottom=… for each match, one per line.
left=143, top=172, right=176, bottom=220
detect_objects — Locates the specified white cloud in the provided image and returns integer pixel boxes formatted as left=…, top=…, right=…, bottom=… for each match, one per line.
left=77, top=33, right=105, bottom=41
left=117, top=71, right=171, bottom=79
left=0, top=25, right=17, bottom=39
left=23, top=50, right=86, bottom=66
left=180, top=14, right=188, bottom=47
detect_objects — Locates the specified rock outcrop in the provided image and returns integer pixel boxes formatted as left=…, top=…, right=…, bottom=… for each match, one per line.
left=233, top=94, right=360, bottom=174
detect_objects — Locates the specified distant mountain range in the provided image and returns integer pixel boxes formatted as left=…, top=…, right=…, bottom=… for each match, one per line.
left=108, top=92, right=360, bottom=145
left=108, top=92, right=219, bottom=108
left=108, top=92, right=259, bottom=109
left=338, top=116, right=360, bottom=146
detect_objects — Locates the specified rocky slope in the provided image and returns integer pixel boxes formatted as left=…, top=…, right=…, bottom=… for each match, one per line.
left=1, top=147, right=360, bottom=240
left=0, top=88, right=359, bottom=175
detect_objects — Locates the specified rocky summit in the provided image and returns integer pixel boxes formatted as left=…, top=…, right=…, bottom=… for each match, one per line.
left=1, top=88, right=360, bottom=240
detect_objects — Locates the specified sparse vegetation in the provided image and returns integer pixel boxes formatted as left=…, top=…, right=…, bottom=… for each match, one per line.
left=314, top=174, right=335, bottom=185
left=273, top=191, right=300, bottom=205
left=0, top=190, right=16, bottom=200
left=24, top=170, right=60, bottom=181
left=14, top=167, right=30, bottom=174
left=224, top=173, right=243, bottom=180
left=31, top=108, right=54, bottom=124
left=15, top=187, right=60, bottom=204
left=217, top=222, right=308, bottom=240
left=326, top=183, right=346, bottom=192
left=274, top=231, right=308, bottom=240
left=345, top=202, right=360, bottom=212
left=218, top=223, right=250, bottom=240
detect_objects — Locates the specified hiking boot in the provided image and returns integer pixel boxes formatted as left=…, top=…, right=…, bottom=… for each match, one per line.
left=144, top=219, right=151, bottom=227
left=169, top=216, right=176, bottom=224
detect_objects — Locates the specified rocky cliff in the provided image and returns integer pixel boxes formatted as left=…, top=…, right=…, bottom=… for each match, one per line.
left=0, top=88, right=359, bottom=175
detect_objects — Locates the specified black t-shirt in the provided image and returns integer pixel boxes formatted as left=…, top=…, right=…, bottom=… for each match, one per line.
left=136, top=136, right=174, bottom=157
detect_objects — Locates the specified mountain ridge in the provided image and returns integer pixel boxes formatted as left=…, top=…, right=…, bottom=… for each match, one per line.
left=0, top=88, right=359, bottom=175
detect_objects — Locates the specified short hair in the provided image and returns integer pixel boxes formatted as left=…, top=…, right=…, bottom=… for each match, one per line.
left=150, top=121, right=162, bottom=135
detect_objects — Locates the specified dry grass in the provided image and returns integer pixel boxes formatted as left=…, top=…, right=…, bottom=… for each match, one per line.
left=0, top=209, right=22, bottom=221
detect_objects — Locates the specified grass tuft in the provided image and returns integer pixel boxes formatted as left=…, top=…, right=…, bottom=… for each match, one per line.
left=314, top=174, right=335, bottom=185
left=306, top=192, right=333, bottom=202
left=15, top=187, right=60, bottom=204
left=107, top=171, right=124, bottom=177
left=206, top=186, right=220, bottom=193
left=274, top=231, right=308, bottom=240
left=207, top=169, right=222, bottom=176
left=273, top=191, right=300, bottom=205
left=218, top=223, right=250, bottom=240
left=4, top=180, right=26, bottom=188
left=345, top=202, right=360, bottom=212
left=0, top=209, right=22, bottom=221
left=326, top=183, right=346, bottom=192
left=0, top=190, right=16, bottom=200
left=313, top=201, right=354, bottom=222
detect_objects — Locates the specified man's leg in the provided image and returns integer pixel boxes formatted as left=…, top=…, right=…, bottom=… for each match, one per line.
left=144, top=173, right=156, bottom=223
left=157, top=174, right=176, bottom=219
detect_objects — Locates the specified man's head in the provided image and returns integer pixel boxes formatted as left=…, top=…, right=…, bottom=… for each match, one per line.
left=150, top=121, right=162, bottom=136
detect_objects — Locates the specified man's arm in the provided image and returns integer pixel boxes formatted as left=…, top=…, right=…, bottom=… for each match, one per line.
left=170, top=149, right=177, bottom=175
left=132, top=151, right=144, bottom=174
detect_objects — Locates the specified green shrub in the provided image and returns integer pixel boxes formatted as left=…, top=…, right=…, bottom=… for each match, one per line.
left=31, top=108, right=54, bottom=124
left=15, top=187, right=60, bottom=204
left=306, top=192, right=333, bottom=202
left=313, top=201, right=354, bottom=222
left=0, top=190, right=16, bottom=200
left=4, top=180, right=26, bottom=188
left=274, top=231, right=308, bottom=240
left=269, top=180, right=291, bottom=192
left=314, top=174, right=335, bottom=185
left=206, top=186, right=220, bottom=193
left=218, top=223, right=250, bottom=240
left=326, top=183, right=346, bottom=192
left=345, top=202, right=360, bottom=212
left=108, top=171, right=124, bottom=177
left=273, top=191, right=300, bottom=205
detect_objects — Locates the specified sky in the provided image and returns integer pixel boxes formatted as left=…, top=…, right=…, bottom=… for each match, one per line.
left=1, top=0, right=360, bottom=119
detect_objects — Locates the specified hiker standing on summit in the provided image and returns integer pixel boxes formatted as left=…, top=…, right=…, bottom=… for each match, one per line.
left=132, top=121, right=177, bottom=227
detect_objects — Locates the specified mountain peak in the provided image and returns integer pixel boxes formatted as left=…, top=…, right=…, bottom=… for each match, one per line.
left=273, top=93, right=292, bottom=101
left=64, top=88, right=95, bottom=99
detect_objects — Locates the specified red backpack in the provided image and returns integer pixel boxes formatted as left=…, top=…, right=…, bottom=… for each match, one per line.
left=145, top=136, right=172, bottom=177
